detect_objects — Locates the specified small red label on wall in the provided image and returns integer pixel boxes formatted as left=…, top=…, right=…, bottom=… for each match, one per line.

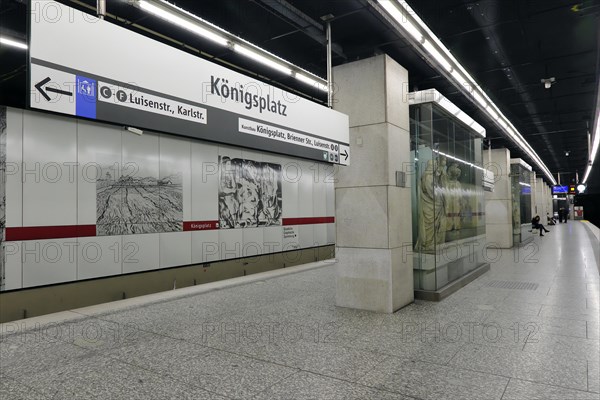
left=183, top=221, right=219, bottom=231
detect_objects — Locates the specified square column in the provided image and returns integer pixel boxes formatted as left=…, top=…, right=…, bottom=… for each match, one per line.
left=535, top=177, right=547, bottom=221
left=485, top=148, right=513, bottom=248
left=530, top=172, right=537, bottom=217
left=332, top=55, right=413, bottom=313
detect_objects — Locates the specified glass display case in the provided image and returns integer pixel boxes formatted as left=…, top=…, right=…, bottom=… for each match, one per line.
left=409, top=90, right=487, bottom=292
left=510, top=160, right=533, bottom=244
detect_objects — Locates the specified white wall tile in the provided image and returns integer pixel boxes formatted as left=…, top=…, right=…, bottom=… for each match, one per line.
left=298, top=225, right=315, bottom=249
left=313, top=224, right=328, bottom=247
left=22, top=238, right=77, bottom=287
left=298, top=160, right=314, bottom=218
left=77, top=235, right=122, bottom=280
left=191, top=230, right=219, bottom=264
left=5, top=108, right=23, bottom=228
left=219, top=229, right=243, bottom=260
left=263, top=226, right=283, bottom=254
left=159, top=231, right=191, bottom=268
left=122, top=233, right=160, bottom=273
left=22, top=112, right=77, bottom=226
left=242, top=227, right=264, bottom=257
left=3, top=241, right=22, bottom=290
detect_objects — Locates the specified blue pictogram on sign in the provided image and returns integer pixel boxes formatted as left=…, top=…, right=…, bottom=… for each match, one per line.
left=76, top=76, right=97, bottom=119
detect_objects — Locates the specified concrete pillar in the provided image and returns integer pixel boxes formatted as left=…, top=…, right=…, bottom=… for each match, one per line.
left=332, top=55, right=413, bottom=313
left=531, top=172, right=538, bottom=217
left=485, top=148, right=513, bottom=248
left=535, top=177, right=546, bottom=221
left=547, top=184, right=553, bottom=217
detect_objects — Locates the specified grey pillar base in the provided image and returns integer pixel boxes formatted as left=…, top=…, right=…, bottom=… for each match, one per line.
left=414, top=263, right=490, bottom=302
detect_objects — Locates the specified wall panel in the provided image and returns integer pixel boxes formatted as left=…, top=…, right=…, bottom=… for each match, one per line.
left=2, top=108, right=335, bottom=291
left=22, top=113, right=77, bottom=226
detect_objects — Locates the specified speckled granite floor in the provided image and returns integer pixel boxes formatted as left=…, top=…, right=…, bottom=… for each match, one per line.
left=1, top=222, right=599, bottom=399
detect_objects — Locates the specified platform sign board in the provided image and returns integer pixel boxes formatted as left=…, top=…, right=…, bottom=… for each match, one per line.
left=552, top=185, right=568, bottom=195
left=29, top=0, right=349, bottom=165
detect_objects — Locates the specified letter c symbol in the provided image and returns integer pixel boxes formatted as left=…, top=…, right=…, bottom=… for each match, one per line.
left=100, top=86, right=112, bottom=99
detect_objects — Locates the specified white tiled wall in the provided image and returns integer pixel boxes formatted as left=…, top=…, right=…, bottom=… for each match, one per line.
left=2, top=108, right=335, bottom=289
left=22, top=112, right=77, bottom=227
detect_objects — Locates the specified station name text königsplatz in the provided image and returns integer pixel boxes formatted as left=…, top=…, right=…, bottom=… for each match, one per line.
left=210, top=76, right=288, bottom=116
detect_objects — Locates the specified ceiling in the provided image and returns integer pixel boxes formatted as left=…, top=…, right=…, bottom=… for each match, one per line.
left=1, top=0, right=599, bottom=189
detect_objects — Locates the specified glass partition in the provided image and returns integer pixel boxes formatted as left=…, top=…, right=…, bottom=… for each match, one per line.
left=510, top=163, right=532, bottom=244
left=410, top=102, right=486, bottom=291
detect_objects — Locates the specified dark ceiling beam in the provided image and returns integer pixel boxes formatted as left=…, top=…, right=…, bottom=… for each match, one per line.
left=525, top=128, right=586, bottom=137
left=475, top=49, right=596, bottom=75
left=253, top=0, right=346, bottom=59
left=506, top=90, right=597, bottom=106
left=463, top=2, right=561, bottom=170
left=496, top=74, right=596, bottom=93
left=446, top=19, right=520, bottom=39
left=516, top=109, right=591, bottom=118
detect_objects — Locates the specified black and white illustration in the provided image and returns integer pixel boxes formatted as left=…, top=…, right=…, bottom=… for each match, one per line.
left=219, top=156, right=282, bottom=229
left=96, top=158, right=183, bottom=236
left=0, top=107, right=6, bottom=290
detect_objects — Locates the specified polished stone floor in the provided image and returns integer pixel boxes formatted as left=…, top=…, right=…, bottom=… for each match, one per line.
left=1, top=222, right=599, bottom=399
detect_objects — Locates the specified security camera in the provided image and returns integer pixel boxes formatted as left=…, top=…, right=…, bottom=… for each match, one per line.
left=541, top=77, right=556, bottom=89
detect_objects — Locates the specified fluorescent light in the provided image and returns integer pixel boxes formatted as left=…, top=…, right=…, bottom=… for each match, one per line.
left=589, top=114, right=600, bottom=163
left=486, top=106, right=499, bottom=121
left=295, top=73, right=329, bottom=92
left=472, top=91, right=487, bottom=108
left=583, top=111, right=600, bottom=184
left=138, top=1, right=228, bottom=46
left=135, top=0, right=329, bottom=95
left=432, top=149, right=485, bottom=171
left=233, top=44, right=292, bottom=75
left=378, top=0, right=422, bottom=41
left=376, top=0, right=557, bottom=185
left=411, top=89, right=486, bottom=138
left=422, top=40, right=451, bottom=71
left=450, top=69, right=466, bottom=86
left=0, top=36, right=27, bottom=50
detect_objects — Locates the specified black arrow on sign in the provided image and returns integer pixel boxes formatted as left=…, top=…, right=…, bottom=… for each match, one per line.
left=342, top=149, right=348, bottom=161
left=35, top=77, right=73, bottom=101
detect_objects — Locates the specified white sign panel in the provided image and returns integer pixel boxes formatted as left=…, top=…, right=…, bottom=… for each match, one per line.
left=29, top=0, right=349, bottom=164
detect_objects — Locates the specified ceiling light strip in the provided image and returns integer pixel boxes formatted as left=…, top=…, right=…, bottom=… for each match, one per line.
left=135, top=0, right=328, bottom=92
left=375, top=0, right=557, bottom=185
left=582, top=109, right=600, bottom=183
left=0, top=36, right=28, bottom=50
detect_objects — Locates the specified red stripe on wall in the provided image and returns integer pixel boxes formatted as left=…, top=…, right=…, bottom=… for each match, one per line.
left=5, top=225, right=96, bottom=241
left=183, top=221, right=219, bottom=231
left=3, top=218, right=333, bottom=240
left=282, top=217, right=335, bottom=226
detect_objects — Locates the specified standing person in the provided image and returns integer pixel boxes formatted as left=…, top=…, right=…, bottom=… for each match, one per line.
left=532, top=215, right=550, bottom=237
left=558, top=207, right=564, bottom=223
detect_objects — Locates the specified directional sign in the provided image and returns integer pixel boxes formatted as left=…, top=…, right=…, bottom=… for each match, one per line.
left=35, top=77, right=73, bottom=101
left=29, top=0, right=350, bottom=165
left=338, top=144, right=350, bottom=166
left=30, top=63, right=77, bottom=116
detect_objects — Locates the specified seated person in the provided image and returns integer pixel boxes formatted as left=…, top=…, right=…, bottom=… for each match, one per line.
left=532, top=215, right=550, bottom=237
left=547, top=213, right=556, bottom=225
